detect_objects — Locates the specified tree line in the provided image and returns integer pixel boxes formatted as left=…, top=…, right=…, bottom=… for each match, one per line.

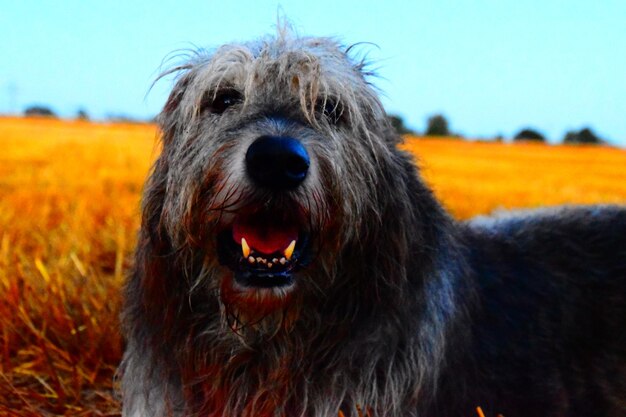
left=22, top=105, right=147, bottom=124
left=391, top=113, right=607, bottom=145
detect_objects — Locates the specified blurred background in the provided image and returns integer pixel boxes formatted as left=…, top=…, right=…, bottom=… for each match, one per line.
left=2, top=0, right=625, bottom=145
left=1, top=1, right=625, bottom=415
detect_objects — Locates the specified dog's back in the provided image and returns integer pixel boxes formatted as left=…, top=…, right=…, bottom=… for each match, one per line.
left=439, top=206, right=626, bottom=417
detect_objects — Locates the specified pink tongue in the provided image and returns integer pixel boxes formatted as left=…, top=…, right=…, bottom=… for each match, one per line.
left=233, top=220, right=298, bottom=255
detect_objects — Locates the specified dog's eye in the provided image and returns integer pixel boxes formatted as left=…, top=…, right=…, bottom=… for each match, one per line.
left=201, top=89, right=243, bottom=115
left=317, top=98, right=345, bottom=125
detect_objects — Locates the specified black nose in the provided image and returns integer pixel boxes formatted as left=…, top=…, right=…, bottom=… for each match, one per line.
left=245, top=136, right=310, bottom=189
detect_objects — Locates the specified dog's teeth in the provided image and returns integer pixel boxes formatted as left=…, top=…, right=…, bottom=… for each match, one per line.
left=284, top=240, right=296, bottom=260
left=267, top=262, right=273, bottom=268
left=257, top=257, right=266, bottom=264
left=279, top=257, right=287, bottom=265
left=241, top=238, right=250, bottom=258
left=248, top=256, right=256, bottom=264
left=272, top=258, right=278, bottom=263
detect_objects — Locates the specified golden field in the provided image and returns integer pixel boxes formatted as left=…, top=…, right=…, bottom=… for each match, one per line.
left=0, top=116, right=625, bottom=416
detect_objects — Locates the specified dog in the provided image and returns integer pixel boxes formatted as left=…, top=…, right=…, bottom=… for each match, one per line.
left=120, top=31, right=626, bottom=417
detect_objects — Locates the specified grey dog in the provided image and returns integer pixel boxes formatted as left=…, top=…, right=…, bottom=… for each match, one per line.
left=120, top=31, right=626, bottom=417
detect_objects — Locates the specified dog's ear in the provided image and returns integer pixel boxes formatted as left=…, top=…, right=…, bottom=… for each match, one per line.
left=163, top=75, right=190, bottom=114
left=158, top=75, right=192, bottom=145
left=382, top=117, right=404, bottom=146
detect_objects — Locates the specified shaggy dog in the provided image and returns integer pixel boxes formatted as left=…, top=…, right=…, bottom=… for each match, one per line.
left=120, top=32, right=626, bottom=417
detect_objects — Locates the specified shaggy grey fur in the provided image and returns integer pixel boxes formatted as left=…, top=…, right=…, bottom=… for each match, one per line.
left=120, top=31, right=626, bottom=417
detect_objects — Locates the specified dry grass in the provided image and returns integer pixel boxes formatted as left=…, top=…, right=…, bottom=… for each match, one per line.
left=401, top=136, right=626, bottom=219
left=0, top=117, right=155, bottom=415
left=0, top=117, right=625, bottom=415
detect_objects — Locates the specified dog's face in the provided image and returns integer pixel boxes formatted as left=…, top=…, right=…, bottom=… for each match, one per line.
left=152, top=36, right=398, bottom=319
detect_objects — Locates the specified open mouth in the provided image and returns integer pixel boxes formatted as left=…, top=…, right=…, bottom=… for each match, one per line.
left=217, top=210, right=311, bottom=289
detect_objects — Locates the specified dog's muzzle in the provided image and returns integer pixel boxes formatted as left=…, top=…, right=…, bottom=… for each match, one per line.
left=216, top=136, right=312, bottom=289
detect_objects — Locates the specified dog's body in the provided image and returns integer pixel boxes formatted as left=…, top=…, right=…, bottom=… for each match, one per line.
left=120, top=32, right=626, bottom=417
left=445, top=207, right=626, bottom=416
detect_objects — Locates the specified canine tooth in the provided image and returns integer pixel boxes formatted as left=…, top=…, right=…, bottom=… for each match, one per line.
left=279, top=257, right=287, bottom=265
left=248, top=256, right=256, bottom=264
left=267, top=262, right=273, bottom=268
left=272, top=258, right=278, bottom=263
left=241, top=238, right=250, bottom=258
left=284, top=240, right=296, bottom=260
left=256, top=257, right=266, bottom=264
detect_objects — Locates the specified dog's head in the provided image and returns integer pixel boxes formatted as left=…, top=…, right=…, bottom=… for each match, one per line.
left=143, top=34, right=426, bottom=327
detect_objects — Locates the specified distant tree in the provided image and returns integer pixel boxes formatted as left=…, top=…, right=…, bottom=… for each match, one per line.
left=513, top=128, right=545, bottom=142
left=563, top=127, right=603, bottom=145
left=24, top=105, right=56, bottom=117
left=388, top=114, right=414, bottom=135
left=563, top=131, right=578, bottom=144
left=493, top=133, right=505, bottom=143
left=425, top=114, right=450, bottom=136
left=106, top=113, right=142, bottom=124
left=76, top=108, right=89, bottom=121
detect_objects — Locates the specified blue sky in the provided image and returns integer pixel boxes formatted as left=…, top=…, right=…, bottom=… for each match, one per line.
left=1, top=0, right=625, bottom=145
